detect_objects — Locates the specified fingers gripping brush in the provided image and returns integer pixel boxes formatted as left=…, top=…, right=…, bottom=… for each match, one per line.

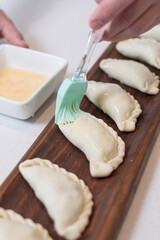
left=55, top=26, right=106, bottom=125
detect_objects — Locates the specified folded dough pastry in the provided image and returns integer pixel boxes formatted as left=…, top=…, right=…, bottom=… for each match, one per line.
left=116, top=38, right=160, bottom=69
left=0, top=207, right=52, bottom=240
left=86, top=81, right=142, bottom=132
left=140, top=25, right=160, bottom=41
left=19, top=159, right=93, bottom=240
left=100, top=58, right=159, bottom=94
left=59, top=114, right=125, bottom=177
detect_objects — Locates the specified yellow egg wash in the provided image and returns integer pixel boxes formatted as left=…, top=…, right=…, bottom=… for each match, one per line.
left=0, top=66, right=49, bottom=101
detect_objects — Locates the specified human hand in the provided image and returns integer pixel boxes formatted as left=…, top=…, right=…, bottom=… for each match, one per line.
left=0, top=10, right=28, bottom=48
left=89, top=0, right=160, bottom=42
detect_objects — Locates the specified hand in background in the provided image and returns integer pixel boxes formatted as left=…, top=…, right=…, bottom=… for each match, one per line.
left=0, top=9, right=28, bottom=48
left=89, top=0, right=160, bottom=42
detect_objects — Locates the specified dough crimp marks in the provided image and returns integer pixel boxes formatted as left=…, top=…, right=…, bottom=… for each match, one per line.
left=20, top=158, right=93, bottom=240
left=118, top=90, right=142, bottom=131
left=0, top=207, right=53, bottom=240
left=149, top=74, right=160, bottom=94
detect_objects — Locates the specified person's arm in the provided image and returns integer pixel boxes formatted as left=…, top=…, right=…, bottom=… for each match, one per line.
left=0, top=10, right=28, bottom=48
left=89, top=0, right=160, bottom=42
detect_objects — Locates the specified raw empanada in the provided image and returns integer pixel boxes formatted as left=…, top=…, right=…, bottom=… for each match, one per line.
left=0, top=207, right=52, bottom=240
left=59, top=114, right=125, bottom=177
left=116, top=38, right=160, bottom=69
left=19, top=159, right=93, bottom=240
left=100, top=58, right=159, bottom=94
left=86, top=81, right=142, bottom=132
left=140, top=25, right=160, bottom=41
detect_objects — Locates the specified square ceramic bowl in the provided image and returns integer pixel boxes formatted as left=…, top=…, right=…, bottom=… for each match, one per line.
left=0, top=44, right=68, bottom=119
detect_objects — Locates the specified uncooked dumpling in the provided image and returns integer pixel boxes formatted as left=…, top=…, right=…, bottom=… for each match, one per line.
left=86, top=81, right=142, bottom=132
left=116, top=38, right=160, bottom=69
left=19, top=159, right=93, bottom=240
left=59, top=114, right=125, bottom=177
left=100, top=58, right=159, bottom=94
left=0, top=208, right=52, bottom=240
left=140, top=25, right=160, bottom=41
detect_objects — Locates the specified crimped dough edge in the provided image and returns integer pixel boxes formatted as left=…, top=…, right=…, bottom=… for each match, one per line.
left=86, top=80, right=142, bottom=132
left=116, top=90, right=142, bottom=132
left=146, top=74, right=160, bottom=94
left=116, top=38, right=160, bottom=69
left=100, top=58, right=160, bottom=94
left=0, top=207, right=53, bottom=240
left=19, top=158, right=93, bottom=240
left=88, top=115, right=125, bottom=177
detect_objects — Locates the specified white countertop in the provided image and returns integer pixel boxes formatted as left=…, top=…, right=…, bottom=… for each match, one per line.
left=0, top=1, right=160, bottom=239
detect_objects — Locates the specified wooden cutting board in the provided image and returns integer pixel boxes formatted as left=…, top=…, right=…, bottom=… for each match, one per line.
left=0, top=43, right=160, bottom=240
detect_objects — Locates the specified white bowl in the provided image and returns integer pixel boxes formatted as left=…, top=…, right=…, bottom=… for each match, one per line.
left=0, top=44, right=67, bottom=119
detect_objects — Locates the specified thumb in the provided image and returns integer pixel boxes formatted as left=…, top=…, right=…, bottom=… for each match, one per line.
left=89, top=0, right=134, bottom=30
left=0, top=10, right=29, bottom=48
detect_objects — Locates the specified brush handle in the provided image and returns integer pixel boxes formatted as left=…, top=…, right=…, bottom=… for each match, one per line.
left=72, top=25, right=107, bottom=81
left=72, top=0, right=106, bottom=81
left=72, top=31, right=96, bottom=81
left=81, top=27, right=105, bottom=75
left=82, top=0, right=105, bottom=75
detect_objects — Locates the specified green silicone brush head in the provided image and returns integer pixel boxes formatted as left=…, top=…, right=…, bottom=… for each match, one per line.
left=55, top=76, right=88, bottom=125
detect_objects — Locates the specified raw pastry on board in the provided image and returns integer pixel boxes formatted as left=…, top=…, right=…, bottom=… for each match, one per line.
left=59, top=114, right=125, bottom=178
left=19, top=158, right=93, bottom=240
left=140, top=25, right=160, bottom=41
left=100, top=58, right=159, bottom=95
left=0, top=207, right=53, bottom=240
left=116, top=38, right=160, bottom=69
left=86, top=81, right=142, bottom=132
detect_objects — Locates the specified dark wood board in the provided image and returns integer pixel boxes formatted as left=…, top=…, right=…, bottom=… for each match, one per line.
left=0, top=43, right=160, bottom=240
